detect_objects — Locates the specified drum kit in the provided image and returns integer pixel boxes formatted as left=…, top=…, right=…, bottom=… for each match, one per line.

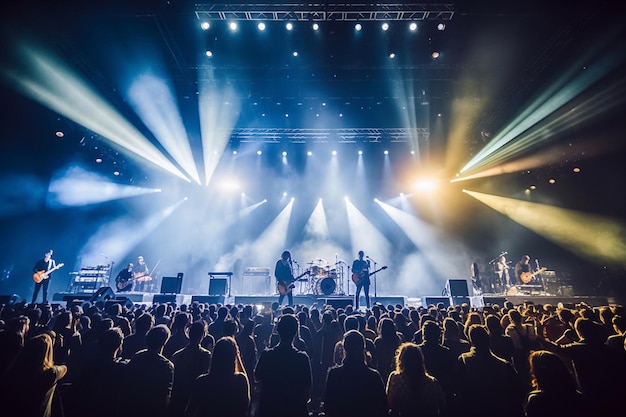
left=299, top=258, right=346, bottom=296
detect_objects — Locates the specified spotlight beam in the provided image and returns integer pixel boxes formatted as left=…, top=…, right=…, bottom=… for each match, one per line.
left=461, top=45, right=625, bottom=176
left=1, top=40, right=190, bottom=182
left=463, top=189, right=626, bottom=263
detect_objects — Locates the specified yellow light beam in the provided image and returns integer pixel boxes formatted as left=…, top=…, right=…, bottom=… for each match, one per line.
left=463, top=189, right=626, bottom=263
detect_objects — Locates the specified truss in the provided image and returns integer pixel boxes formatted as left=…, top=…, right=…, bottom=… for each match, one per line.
left=228, top=127, right=430, bottom=143
left=195, top=3, right=454, bottom=22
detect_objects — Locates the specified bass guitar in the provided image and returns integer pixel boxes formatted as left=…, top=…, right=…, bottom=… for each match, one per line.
left=520, top=267, right=547, bottom=284
left=33, top=263, right=65, bottom=283
left=352, top=266, right=388, bottom=285
left=277, top=271, right=310, bottom=296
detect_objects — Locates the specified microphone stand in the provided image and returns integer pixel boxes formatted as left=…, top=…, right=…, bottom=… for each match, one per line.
left=101, top=253, right=115, bottom=289
left=368, top=256, right=378, bottom=299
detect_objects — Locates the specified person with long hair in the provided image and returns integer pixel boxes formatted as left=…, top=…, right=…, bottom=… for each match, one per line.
left=524, top=350, right=589, bottom=417
left=186, top=336, right=250, bottom=417
left=386, top=342, right=446, bottom=417
left=374, top=317, right=402, bottom=384
left=1, top=333, right=67, bottom=417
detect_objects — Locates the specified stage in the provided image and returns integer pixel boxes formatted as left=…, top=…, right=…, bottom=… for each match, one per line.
left=49, top=289, right=614, bottom=310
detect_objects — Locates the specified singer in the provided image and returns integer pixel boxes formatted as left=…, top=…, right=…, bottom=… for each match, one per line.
left=351, top=250, right=371, bottom=309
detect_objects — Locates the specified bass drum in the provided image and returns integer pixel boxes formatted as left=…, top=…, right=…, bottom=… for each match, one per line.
left=316, top=277, right=336, bottom=296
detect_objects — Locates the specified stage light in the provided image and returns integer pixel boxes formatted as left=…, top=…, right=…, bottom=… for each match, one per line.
left=339, top=113, right=343, bottom=117
left=437, top=23, right=446, bottom=31
left=355, top=23, right=362, bottom=31
left=229, top=21, right=238, bottom=31
left=113, top=171, right=120, bottom=176
left=201, top=21, right=210, bottom=30
left=307, top=151, right=313, bottom=156
left=312, top=23, right=319, bottom=31
left=286, top=22, right=293, bottom=31
left=548, top=178, right=556, bottom=184
left=55, top=131, right=64, bottom=138
left=382, top=23, right=389, bottom=31
left=384, top=150, right=389, bottom=155
left=232, top=150, right=237, bottom=155
left=285, top=113, right=289, bottom=117
left=358, top=150, right=363, bottom=155
left=432, top=51, right=440, bottom=59
left=293, top=51, right=298, bottom=57
left=332, top=150, right=337, bottom=156
left=257, top=22, right=266, bottom=31
left=257, top=150, right=262, bottom=155
left=530, top=185, right=537, bottom=190
left=205, top=50, right=213, bottom=57
left=410, top=150, right=415, bottom=155
left=95, top=158, right=102, bottom=163
left=282, top=151, right=287, bottom=156
left=573, top=167, right=581, bottom=173
left=389, top=53, right=396, bottom=59
left=409, top=22, right=418, bottom=31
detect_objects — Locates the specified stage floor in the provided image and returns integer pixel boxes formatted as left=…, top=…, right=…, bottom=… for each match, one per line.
left=51, top=290, right=613, bottom=309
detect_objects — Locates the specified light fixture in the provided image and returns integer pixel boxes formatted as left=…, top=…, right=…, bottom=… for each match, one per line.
left=355, top=23, right=362, bottom=31
left=229, top=21, right=238, bottom=31
left=432, top=51, right=440, bottom=59
left=257, top=22, right=266, bottom=31
left=205, top=50, right=213, bottom=57
left=282, top=151, right=287, bottom=157
left=437, top=23, right=446, bottom=31
left=286, top=22, right=293, bottom=31
left=312, top=23, right=319, bottom=31
left=257, top=150, right=262, bottom=155
left=201, top=22, right=210, bottom=30
left=382, top=23, right=389, bottom=31
left=409, top=22, right=418, bottom=31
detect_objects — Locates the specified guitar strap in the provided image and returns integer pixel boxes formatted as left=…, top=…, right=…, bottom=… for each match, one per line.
left=47, top=259, right=53, bottom=271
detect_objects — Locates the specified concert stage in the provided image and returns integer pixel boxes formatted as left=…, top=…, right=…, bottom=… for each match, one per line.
left=52, top=290, right=406, bottom=309
left=49, top=290, right=615, bottom=310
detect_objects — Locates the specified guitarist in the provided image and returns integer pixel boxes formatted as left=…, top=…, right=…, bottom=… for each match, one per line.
left=351, top=251, right=370, bottom=310
left=115, top=263, right=134, bottom=292
left=31, top=249, right=56, bottom=304
left=514, top=254, right=534, bottom=285
left=275, top=250, right=295, bottom=306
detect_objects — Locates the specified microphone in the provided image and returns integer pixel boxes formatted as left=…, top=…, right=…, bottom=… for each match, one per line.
left=365, top=256, right=370, bottom=259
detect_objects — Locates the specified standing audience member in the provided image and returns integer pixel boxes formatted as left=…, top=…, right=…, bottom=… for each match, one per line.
left=386, top=342, right=447, bottom=417
left=170, top=321, right=212, bottom=417
left=524, top=350, right=589, bottom=417
left=255, top=314, right=312, bottom=417
left=0, top=333, right=67, bottom=417
left=544, top=317, right=626, bottom=415
left=71, top=327, right=126, bottom=417
left=122, top=324, right=174, bottom=417
left=375, top=317, right=402, bottom=384
left=121, top=312, right=154, bottom=359
left=324, top=330, right=388, bottom=417
left=417, top=320, right=459, bottom=410
left=186, top=336, right=250, bottom=417
left=457, top=324, right=524, bottom=417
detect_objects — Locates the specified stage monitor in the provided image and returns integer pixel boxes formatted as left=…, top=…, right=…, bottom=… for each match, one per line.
left=160, top=274, right=183, bottom=294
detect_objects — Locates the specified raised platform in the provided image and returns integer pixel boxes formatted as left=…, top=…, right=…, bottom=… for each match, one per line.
left=52, top=291, right=611, bottom=309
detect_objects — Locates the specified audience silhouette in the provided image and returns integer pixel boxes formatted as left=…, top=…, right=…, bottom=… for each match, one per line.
left=1, top=296, right=625, bottom=417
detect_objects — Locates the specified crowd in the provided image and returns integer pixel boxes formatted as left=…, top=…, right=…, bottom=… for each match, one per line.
left=0, top=296, right=625, bottom=417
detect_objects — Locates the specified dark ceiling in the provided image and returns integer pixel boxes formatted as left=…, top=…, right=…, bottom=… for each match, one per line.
left=0, top=0, right=624, bottom=201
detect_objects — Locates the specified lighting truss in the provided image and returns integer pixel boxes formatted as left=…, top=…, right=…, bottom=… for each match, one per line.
left=228, top=127, right=429, bottom=143
left=195, top=3, right=454, bottom=22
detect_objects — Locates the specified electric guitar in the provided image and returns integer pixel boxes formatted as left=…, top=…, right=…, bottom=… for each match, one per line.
left=277, top=271, right=310, bottom=296
left=520, top=267, right=547, bottom=284
left=352, top=266, right=388, bottom=285
left=116, top=275, right=139, bottom=291
left=33, top=263, right=65, bottom=283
